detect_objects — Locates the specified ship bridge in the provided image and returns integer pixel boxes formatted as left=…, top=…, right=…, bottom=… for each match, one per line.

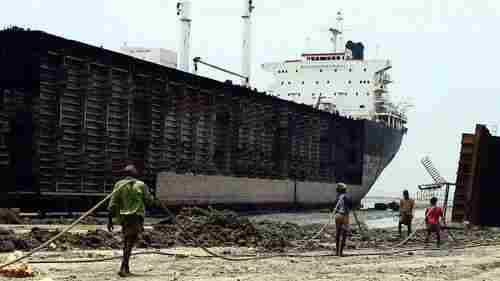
left=302, top=52, right=347, bottom=62
left=261, top=11, right=408, bottom=131
left=262, top=49, right=406, bottom=131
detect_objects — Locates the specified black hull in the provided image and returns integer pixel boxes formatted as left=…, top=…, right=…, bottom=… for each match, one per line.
left=0, top=28, right=405, bottom=211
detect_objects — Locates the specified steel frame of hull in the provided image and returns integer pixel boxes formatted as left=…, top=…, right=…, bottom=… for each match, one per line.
left=0, top=28, right=404, bottom=211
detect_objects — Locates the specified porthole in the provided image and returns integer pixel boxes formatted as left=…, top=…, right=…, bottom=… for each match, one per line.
left=356, top=92, right=359, bottom=96
left=334, top=69, right=338, bottom=72
left=316, top=81, right=319, bottom=84
left=363, top=68, right=367, bottom=72
left=281, top=81, right=284, bottom=85
left=302, top=81, right=305, bottom=85
left=320, top=69, right=323, bottom=72
left=349, top=68, right=352, bottom=72
left=360, top=105, right=365, bottom=109
left=348, top=80, right=352, bottom=84
left=327, top=80, right=330, bottom=84
left=296, top=70, right=298, bottom=73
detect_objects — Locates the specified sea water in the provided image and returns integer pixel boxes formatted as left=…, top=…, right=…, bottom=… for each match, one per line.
left=248, top=196, right=448, bottom=229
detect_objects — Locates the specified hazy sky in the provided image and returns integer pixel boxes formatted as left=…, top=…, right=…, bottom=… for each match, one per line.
left=2, top=1, right=500, bottom=197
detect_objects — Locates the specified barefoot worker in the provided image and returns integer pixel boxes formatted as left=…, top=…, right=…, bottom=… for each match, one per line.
left=425, top=197, right=444, bottom=247
left=398, top=190, right=415, bottom=237
left=108, top=164, right=157, bottom=277
left=333, top=183, right=353, bottom=257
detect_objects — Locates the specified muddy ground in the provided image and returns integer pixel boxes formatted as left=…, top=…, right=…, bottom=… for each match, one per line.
left=2, top=208, right=500, bottom=280
left=2, top=208, right=499, bottom=254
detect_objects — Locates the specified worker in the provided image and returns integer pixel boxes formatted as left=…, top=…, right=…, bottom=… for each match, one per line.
left=398, top=190, right=415, bottom=237
left=108, top=164, right=156, bottom=277
left=333, top=182, right=353, bottom=257
left=425, top=197, right=444, bottom=247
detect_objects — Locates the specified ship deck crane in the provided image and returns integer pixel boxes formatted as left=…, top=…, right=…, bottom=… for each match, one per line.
left=193, top=56, right=249, bottom=85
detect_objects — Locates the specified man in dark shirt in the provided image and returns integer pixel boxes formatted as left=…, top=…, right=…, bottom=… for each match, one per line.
left=333, top=183, right=353, bottom=256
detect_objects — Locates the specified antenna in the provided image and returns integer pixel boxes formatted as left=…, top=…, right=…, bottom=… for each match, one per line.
left=177, top=1, right=192, bottom=73
left=241, top=0, right=255, bottom=87
left=328, top=11, right=344, bottom=52
left=337, top=11, right=344, bottom=34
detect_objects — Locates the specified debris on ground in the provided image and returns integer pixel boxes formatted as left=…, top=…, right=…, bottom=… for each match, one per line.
left=1, top=208, right=500, bottom=254
left=0, top=263, right=35, bottom=278
left=29, top=216, right=104, bottom=225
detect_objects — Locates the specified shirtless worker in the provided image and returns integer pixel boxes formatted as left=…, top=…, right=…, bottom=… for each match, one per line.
left=108, top=164, right=157, bottom=277
left=398, top=190, right=415, bottom=237
left=333, top=183, right=353, bottom=257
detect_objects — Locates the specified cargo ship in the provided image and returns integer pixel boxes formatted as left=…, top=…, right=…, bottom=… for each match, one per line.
left=0, top=7, right=407, bottom=211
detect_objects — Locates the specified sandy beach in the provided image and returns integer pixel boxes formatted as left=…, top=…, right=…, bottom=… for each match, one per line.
left=2, top=243, right=500, bottom=281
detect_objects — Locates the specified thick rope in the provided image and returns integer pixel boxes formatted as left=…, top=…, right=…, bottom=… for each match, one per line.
left=287, top=209, right=336, bottom=252
left=26, top=240, right=500, bottom=264
left=0, top=192, right=472, bottom=266
left=0, top=185, right=123, bottom=270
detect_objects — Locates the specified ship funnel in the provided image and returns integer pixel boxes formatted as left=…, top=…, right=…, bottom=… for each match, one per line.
left=177, top=1, right=191, bottom=72
left=241, top=0, right=254, bottom=87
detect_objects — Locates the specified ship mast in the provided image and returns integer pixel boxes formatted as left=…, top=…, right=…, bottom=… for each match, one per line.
left=328, top=11, right=344, bottom=52
left=242, top=0, right=255, bottom=87
left=177, top=1, right=191, bottom=72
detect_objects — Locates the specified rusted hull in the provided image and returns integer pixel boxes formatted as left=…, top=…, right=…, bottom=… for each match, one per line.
left=0, top=28, right=404, bottom=211
left=453, top=125, right=500, bottom=226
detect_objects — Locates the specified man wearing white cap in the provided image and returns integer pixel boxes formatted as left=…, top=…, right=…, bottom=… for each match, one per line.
left=333, top=182, right=353, bottom=257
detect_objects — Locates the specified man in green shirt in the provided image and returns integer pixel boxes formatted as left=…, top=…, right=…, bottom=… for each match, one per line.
left=108, top=164, right=156, bottom=277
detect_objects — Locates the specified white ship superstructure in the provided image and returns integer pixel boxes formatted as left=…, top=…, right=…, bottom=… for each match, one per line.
left=262, top=13, right=407, bottom=130
left=120, top=46, right=178, bottom=69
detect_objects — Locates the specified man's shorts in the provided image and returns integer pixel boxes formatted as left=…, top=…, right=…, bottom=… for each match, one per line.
left=427, top=223, right=441, bottom=233
left=335, top=213, right=350, bottom=233
left=399, top=213, right=413, bottom=225
left=121, top=214, right=144, bottom=237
